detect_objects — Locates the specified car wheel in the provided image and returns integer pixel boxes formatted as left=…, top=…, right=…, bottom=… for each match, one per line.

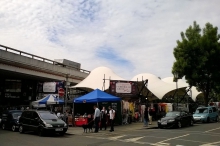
left=19, top=125, right=25, bottom=133
left=2, top=123, right=6, bottom=130
left=207, top=117, right=210, bottom=123
left=215, top=116, right=219, bottom=122
left=12, top=125, right=16, bottom=132
left=177, top=121, right=182, bottom=128
left=38, top=127, right=44, bottom=136
left=190, top=119, right=194, bottom=126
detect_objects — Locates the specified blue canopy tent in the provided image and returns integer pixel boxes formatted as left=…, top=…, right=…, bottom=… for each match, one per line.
left=74, top=89, right=121, bottom=103
left=33, top=94, right=64, bottom=105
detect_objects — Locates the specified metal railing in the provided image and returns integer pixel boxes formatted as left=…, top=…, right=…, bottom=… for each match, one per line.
left=0, top=44, right=90, bottom=74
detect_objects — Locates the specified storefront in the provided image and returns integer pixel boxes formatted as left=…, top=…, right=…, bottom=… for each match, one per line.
left=0, top=77, right=37, bottom=109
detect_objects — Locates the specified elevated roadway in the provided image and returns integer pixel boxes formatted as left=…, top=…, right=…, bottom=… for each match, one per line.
left=0, top=44, right=89, bottom=84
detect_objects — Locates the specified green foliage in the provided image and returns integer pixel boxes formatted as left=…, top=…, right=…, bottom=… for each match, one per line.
left=172, top=21, right=220, bottom=106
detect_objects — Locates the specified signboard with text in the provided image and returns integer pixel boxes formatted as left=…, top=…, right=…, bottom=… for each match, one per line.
left=109, top=80, right=137, bottom=97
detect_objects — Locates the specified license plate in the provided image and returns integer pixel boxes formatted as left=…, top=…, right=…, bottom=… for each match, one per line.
left=55, top=128, right=63, bottom=131
left=162, top=122, right=167, bottom=125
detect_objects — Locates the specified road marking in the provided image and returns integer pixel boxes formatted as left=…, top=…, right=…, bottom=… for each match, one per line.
left=204, top=127, right=220, bottom=133
left=124, top=136, right=144, bottom=142
left=200, top=141, right=220, bottom=146
left=109, top=135, right=125, bottom=140
left=155, top=134, right=190, bottom=144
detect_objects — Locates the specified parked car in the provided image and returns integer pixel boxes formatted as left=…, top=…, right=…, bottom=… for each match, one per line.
left=1, top=110, right=22, bottom=131
left=19, top=110, right=68, bottom=136
left=158, top=111, right=194, bottom=129
left=193, top=106, right=219, bottom=123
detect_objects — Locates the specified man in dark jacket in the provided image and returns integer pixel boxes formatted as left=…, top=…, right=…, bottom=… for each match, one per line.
left=144, top=107, right=149, bottom=127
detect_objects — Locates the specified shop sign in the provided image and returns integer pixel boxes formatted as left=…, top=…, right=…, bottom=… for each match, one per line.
left=43, top=82, right=56, bottom=92
left=5, top=93, right=20, bottom=98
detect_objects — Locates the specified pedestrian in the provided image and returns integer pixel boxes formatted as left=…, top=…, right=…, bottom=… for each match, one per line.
left=144, top=107, right=149, bottom=127
left=149, top=107, right=153, bottom=125
left=93, top=105, right=100, bottom=133
left=108, top=106, right=115, bottom=132
left=100, top=106, right=107, bottom=130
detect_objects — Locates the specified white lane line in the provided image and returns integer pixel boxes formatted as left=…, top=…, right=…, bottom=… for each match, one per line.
left=156, top=134, right=190, bottom=144
left=204, top=127, right=220, bottom=133
left=109, top=135, right=126, bottom=140
left=124, top=136, right=144, bottom=142
left=200, top=141, right=220, bottom=146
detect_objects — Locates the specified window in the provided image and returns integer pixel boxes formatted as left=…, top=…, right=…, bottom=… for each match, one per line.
left=195, top=108, right=208, bottom=113
left=32, top=112, right=39, bottom=119
left=39, top=112, right=58, bottom=120
left=12, top=112, right=22, bottom=119
left=212, top=107, right=217, bottom=112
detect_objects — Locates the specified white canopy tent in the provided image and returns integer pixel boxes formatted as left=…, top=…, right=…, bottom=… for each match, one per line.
left=70, top=66, right=125, bottom=90
left=70, top=66, right=203, bottom=101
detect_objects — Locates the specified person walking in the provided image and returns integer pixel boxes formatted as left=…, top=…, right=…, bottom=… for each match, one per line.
left=144, top=107, right=149, bottom=127
left=108, top=106, right=115, bottom=132
left=149, top=107, right=153, bottom=125
left=93, top=105, right=101, bottom=133
left=100, top=107, right=107, bottom=130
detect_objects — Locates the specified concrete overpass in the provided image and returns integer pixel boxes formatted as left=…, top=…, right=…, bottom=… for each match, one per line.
left=0, top=44, right=90, bottom=84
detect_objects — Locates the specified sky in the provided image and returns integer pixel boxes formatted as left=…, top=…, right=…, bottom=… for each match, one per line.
left=0, top=0, right=220, bottom=80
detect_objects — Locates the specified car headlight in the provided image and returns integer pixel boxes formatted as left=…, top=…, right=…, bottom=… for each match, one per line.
left=201, top=115, right=206, bottom=118
left=158, top=120, right=161, bottom=122
left=43, top=121, right=53, bottom=127
left=45, top=124, right=53, bottom=127
left=168, top=119, right=175, bottom=122
left=64, top=123, right=67, bottom=127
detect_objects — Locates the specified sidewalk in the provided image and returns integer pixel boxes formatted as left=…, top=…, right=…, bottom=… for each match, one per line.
left=66, top=121, right=158, bottom=135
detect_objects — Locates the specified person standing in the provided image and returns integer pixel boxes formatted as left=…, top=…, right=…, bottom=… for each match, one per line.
left=108, top=106, right=115, bottom=132
left=93, top=105, right=101, bottom=133
left=149, top=107, right=153, bottom=125
left=144, top=107, right=149, bottom=127
left=100, top=107, right=107, bottom=130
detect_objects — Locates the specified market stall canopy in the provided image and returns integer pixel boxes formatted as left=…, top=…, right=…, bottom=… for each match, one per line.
left=32, top=94, right=64, bottom=105
left=70, top=66, right=125, bottom=90
left=74, top=89, right=121, bottom=103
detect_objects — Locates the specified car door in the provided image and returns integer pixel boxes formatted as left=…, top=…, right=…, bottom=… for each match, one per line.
left=208, top=108, right=214, bottom=120
left=212, top=107, right=218, bottom=120
left=180, top=112, right=187, bottom=126
left=31, top=112, right=39, bottom=132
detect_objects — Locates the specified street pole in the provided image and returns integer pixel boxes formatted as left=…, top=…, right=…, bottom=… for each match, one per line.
left=176, top=80, right=178, bottom=110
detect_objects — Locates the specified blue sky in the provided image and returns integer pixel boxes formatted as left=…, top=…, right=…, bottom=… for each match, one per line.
left=0, top=0, right=220, bottom=79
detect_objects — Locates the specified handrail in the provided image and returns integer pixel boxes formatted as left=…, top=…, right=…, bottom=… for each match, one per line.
left=0, top=44, right=90, bottom=74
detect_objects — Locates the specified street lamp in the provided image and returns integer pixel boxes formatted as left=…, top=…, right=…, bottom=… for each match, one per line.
left=173, top=72, right=179, bottom=110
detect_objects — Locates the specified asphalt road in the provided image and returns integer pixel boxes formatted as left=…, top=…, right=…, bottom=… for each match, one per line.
left=1, top=122, right=220, bottom=146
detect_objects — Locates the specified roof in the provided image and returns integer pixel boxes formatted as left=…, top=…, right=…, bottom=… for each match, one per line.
left=71, top=66, right=203, bottom=101
left=71, top=66, right=125, bottom=90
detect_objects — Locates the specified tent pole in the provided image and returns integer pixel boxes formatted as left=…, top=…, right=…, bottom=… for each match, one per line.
left=73, top=102, right=75, bottom=127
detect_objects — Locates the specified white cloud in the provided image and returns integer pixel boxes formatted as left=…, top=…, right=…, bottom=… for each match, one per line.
left=0, top=0, right=220, bottom=80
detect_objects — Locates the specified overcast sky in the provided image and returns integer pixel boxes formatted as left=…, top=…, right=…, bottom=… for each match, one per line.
left=0, top=0, right=219, bottom=80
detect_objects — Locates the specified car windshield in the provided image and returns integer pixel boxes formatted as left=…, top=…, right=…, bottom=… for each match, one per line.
left=12, top=112, right=22, bottom=119
left=39, top=112, right=58, bottom=120
left=195, top=108, right=208, bottom=114
left=165, top=112, right=180, bottom=117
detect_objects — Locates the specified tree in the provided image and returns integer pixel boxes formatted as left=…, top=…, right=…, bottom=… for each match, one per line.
left=172, top=21, right=220, bottom=106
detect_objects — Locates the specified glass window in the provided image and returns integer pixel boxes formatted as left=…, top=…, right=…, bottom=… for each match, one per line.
left=32, top=112, right=39, bottom=119
left=212, top=107, right=217, bottom=112
left=12, top=112, right=22, bottom=119
left=39, top=112, right=58, bottom=120
left=165, top=112, right=180, bottom=117
left=195, top=108, right=208, bottom=114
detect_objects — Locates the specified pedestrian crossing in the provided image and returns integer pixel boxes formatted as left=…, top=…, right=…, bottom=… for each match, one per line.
left=85, top=134, right=220, bottom=146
